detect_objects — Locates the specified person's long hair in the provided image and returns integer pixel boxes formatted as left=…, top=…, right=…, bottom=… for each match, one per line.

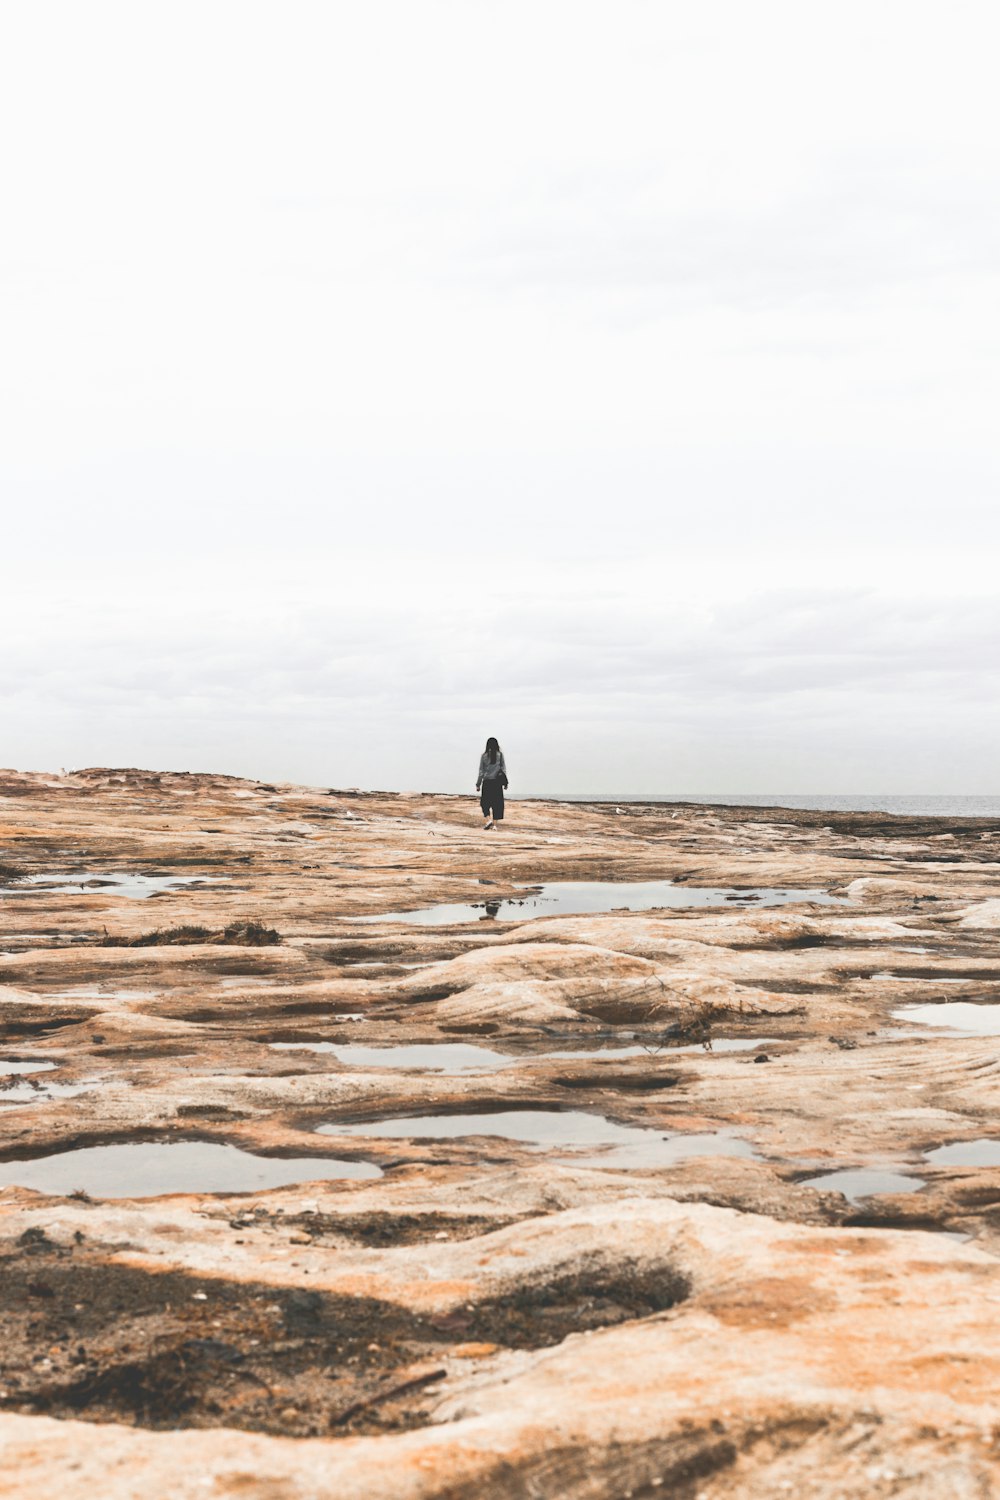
left=485, top=736, right=500, bottom=765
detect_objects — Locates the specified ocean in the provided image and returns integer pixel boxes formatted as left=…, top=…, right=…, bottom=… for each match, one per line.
left=535, top=794, right=1000, bottom=819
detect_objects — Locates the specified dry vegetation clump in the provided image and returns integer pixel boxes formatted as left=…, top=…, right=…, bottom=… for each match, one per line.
left=99, top=920, right=281, bottom=948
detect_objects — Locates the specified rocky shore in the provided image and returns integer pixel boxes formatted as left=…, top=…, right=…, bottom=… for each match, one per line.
left=1, top=768, right=999, bottom=1498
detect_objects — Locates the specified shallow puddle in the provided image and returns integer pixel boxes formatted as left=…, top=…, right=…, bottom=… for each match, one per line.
left=925, top=978, right=974, bottom=984
left=1, top=932, right=77, bottom=944
left=871, top=973, right=971, bottom=984
left=569, top=1131, right=760, bottom=1172
left=925, top=1139, right=1000, bottom=1168
left=802, top=1168, right=926, bottom=1204
left=891, top=1002, right=1000, bottom=1036
left=0, top=1078, right=100, bottom=1105
left=544, top=1039, right=782, bottom=1058
left=361, top=880, right=848, bottom=925
left=11, top=872, right=226, bottom=900
left=318, top=1108, right=757, bottom=1170
left=0, top=1141, right=382, bottom=1197
left=520, top=1045, right=648, bottom=1063
left=680, top=1038, right=783, bottom=1054
left=275, top=1038, right=781, bottom=1073
left=0, top=1060, right=56, bottom=1076
left=272, top=1041, right=513, bottom=1072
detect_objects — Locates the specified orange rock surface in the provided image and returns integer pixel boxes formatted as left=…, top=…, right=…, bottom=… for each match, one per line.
left=1, top=768, right=999, bottom=1497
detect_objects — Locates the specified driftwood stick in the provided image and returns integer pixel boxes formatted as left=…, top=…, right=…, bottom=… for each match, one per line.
left=329, top=1368, right=446, bottom=1428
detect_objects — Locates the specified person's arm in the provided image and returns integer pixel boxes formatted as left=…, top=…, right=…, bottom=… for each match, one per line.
left=476, top=753, right=484, bottom=791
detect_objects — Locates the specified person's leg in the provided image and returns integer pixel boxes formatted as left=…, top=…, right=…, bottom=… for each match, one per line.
left=480, top=786, right=493, bottom=827
left=493, top=787, right=505, bottom=826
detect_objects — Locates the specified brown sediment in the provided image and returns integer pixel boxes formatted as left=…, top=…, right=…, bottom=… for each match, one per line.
left=1, top=767, right=1000, bottom=1496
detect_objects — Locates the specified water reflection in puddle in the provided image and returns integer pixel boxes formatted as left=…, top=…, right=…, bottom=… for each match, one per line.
left=802, top=1168, right=925, bottom=1204
left=274, top=1038, right=782, bottom=1073
left=0, top=1141, right=382, bottom=1197
left=362, top=880, right=848, bottom=925
left=0, top=1060, right=56, bottom=1076
left=871, top=973, right=971, bottom=984
left=273, top=1042, right=512, bottom=1072
left=925, top=1139, right=1000, bottom=1168
left=545, top=1039, right=782, bottom=1058
left=11, top=873, right=226, bottom=900
left=891, top=1003, right=1000, bottom=1036
left=318, top=1109, right=757, bottom=1170
left=0, top=1082, right=100, bottom=1105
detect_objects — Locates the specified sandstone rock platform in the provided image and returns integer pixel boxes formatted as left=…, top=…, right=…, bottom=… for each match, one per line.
left=1, top=769, right=999, bottom=1497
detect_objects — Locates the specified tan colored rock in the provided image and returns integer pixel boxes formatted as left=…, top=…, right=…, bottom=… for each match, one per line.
left=2, top=768, right=1000, bottom=1496
left=435, top=981, right=582, bottom=1026
left=953, top=897, right=1000, bottom=929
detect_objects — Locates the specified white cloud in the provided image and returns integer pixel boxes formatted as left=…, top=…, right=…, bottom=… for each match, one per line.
left=3, top=584, right=997, bottom=793
left=1, top=2, right=998, bottom=790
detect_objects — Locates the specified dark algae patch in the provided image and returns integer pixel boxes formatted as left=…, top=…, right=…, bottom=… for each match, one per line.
left=0, top=1241, right=689, bottom=1437
left=451, top=1261, right=690, bottom=1349
left=276, top=1209, right=525, bottom=1246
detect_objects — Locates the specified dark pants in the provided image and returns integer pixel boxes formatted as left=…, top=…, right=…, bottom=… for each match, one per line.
left=480, top=779, right=504, bottom=820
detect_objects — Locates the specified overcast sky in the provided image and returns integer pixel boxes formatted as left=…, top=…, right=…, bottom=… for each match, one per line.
left=2, top=1, right=999, bottom=794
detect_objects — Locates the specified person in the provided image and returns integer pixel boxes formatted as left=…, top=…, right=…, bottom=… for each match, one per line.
left=476, top=736, right=508, bottom=830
